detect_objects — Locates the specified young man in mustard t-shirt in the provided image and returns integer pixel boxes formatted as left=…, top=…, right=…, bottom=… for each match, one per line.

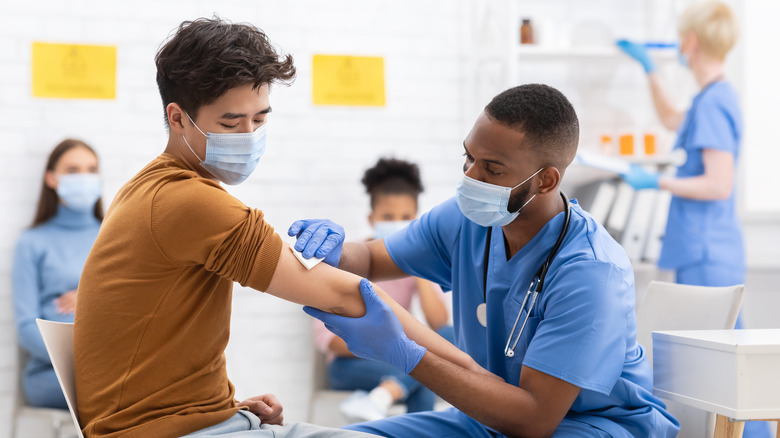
left=73, top=18, right=478, bottom=438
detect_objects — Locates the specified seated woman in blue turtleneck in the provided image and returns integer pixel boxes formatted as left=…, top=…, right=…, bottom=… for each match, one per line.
left=13, top=138, right=103, bottom=409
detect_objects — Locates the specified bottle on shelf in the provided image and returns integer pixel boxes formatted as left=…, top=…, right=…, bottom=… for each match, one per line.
left=643, top=133, right=656, bottom=155
left=600, top=135, right=614, bottom=155
left=618, top=134, right=634, bottom=156
left=520, top=18, right=534, bottom=45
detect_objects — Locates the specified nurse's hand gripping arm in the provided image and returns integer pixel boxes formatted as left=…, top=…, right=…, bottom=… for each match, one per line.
left=617, top=39, right=685, bottom=131
left=266, top=242, right=476, bottom=371
left=307, top=281, right=581, bottom=438
left=288, top=219, right=410, bottom=281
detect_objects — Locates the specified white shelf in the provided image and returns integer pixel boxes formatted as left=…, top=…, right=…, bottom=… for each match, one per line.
left=514, top=45, right=677, bottom=60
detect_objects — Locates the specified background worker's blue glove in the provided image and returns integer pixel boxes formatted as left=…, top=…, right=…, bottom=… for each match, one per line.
left=287, top=219, right=345, bottom=267
left=304, top=279, right=427, bottom=374
left=621, top=163, right=660, bottom=190
left=616, top=39, right=655, bottom=73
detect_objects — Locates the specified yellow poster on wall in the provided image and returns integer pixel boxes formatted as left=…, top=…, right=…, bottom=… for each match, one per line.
left=32, top=42, right=117, bottom=100
left=312, top=55, right=385, bottom=107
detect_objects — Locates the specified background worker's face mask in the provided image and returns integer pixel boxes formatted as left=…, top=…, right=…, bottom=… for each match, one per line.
left=456, top=168, right=543, bottom=227
left=56, top=173, right=102, bottom=213
left=182, top=112, right=267, bottom=185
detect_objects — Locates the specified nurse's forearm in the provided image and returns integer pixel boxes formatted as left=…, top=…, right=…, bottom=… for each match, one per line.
left=410, top=353, right=568, bottom=438
left=648, top=73, right=685, bottom=131
left=337, top=242, right=371, bottom=277
left=339, top=240, right=409, bottom=282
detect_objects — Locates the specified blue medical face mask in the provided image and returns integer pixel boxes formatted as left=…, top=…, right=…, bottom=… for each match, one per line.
left=456, top=167, right=543, bottom=227
left=57, top=173, right=102, bottom=213
left=182, top=112, right=267, bottom=185
left=373, top=220, right=412, bottom=239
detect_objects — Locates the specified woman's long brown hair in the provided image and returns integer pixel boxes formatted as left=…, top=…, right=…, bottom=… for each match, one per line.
left=32, top=139, right=104, bottom=227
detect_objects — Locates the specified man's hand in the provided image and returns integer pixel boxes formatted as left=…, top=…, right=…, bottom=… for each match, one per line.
left=238, top=394, right=284, bottom=426
left=304, top=279, right=427, bottom=374
left=621, top=163, right=660, bottom=190
left=616, top=39, right=655, bottom=73
left=287, top=219, right=345, bottom=267
left=56, top=290, right=78, bottom=314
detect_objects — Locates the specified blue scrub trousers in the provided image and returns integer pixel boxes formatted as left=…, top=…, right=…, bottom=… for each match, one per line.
left=329, top=325, right=454, bottom=413
left=344, top=407, right=617, bottom=437
left=676, top=261, right=772, bottom=438
left=676, top=259, right=746, bottom=329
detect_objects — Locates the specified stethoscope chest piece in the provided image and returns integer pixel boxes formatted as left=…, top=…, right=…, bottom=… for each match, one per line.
left=476, top=303, right=487, bottom=327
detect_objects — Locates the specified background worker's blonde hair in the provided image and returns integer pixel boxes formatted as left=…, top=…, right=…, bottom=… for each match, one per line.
left=678, top=1, right=739, bottom=60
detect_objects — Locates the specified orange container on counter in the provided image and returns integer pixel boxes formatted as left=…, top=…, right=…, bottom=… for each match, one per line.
left=644, top=133, right=657, bottom=155
left=618, top=134, right=634, bottom=155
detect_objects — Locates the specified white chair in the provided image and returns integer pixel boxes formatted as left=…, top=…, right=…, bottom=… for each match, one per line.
left=35, top=319, right=84, bottom=438
left=14, top=349, right=77, bottom=438
left=636, top=281, right=744, bottom=438
left=13, top=343, right=78, bottom=438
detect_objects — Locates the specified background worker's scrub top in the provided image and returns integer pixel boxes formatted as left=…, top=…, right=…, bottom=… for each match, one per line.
left=659, top=81, right=744, bottom=275
left=384, top=198, right=679, bottom=437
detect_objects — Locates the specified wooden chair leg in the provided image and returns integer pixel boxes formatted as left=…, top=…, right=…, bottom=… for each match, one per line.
left=714, top=414, right=744, bottom=438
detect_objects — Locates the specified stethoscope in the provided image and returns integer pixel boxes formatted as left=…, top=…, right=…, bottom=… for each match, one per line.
left=476, top=191, right=571, bottom=358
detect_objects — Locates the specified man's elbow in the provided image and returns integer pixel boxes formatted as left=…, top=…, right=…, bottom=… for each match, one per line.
left=326, top=289, right=366, bottom=318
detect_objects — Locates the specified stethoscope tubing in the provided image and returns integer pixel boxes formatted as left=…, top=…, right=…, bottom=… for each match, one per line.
left=482, top=191, right=571, bottom=358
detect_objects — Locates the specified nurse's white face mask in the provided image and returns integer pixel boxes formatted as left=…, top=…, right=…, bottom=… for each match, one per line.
left=455, top=168, right=543, bottom=227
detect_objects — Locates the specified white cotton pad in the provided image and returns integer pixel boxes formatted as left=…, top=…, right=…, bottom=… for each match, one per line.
left=290, top=246, right=325, bottom=270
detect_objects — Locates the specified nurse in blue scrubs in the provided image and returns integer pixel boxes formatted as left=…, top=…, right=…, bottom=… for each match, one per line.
left=619, top=4, right=771, bottom=437
left=291, top=84, right=679, bottom=437
left=618, top=2, right=747, bottom=317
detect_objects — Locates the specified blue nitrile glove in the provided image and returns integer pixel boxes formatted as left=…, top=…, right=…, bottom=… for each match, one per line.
left=287, top=219, right=345, bottom=267
left=616, top=39, right=655, bottom=73
left=622, top=163, right=660, bottom=190
left=304, top=279, right=427, bottom=374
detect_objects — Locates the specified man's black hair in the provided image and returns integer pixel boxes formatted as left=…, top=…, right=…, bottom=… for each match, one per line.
left=485, top=84, right=579, bottom=169
left=155, top=17, right=296, bottom=125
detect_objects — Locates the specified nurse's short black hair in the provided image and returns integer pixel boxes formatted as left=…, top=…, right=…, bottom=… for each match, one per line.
left=361, top=158, right=424, bottom=209
left=155, top=16, right=296, bottom=126
left=485, top=84, right=579, bottom=170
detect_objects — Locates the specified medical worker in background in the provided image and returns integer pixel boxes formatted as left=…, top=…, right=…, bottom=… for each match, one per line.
left=291, top=84, right=679, bottom=437
left=13, top=139, right=103, bottom=409
left=618, top=3, right=769, bottom=436
left=313, top=157, right=453, bottom=423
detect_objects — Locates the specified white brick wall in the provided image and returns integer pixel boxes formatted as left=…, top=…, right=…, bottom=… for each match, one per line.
left=2, top=1, right=778, bottom=436
left=0, top=0, right=469, bottom=434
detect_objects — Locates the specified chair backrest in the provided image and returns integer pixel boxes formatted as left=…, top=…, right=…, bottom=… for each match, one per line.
left=35, top=319, right=84, bottom=438
left=635, top=281, right=744, bottom=366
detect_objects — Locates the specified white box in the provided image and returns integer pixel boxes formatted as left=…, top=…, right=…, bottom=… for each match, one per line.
left=653, top=329, right=780, bottom=420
